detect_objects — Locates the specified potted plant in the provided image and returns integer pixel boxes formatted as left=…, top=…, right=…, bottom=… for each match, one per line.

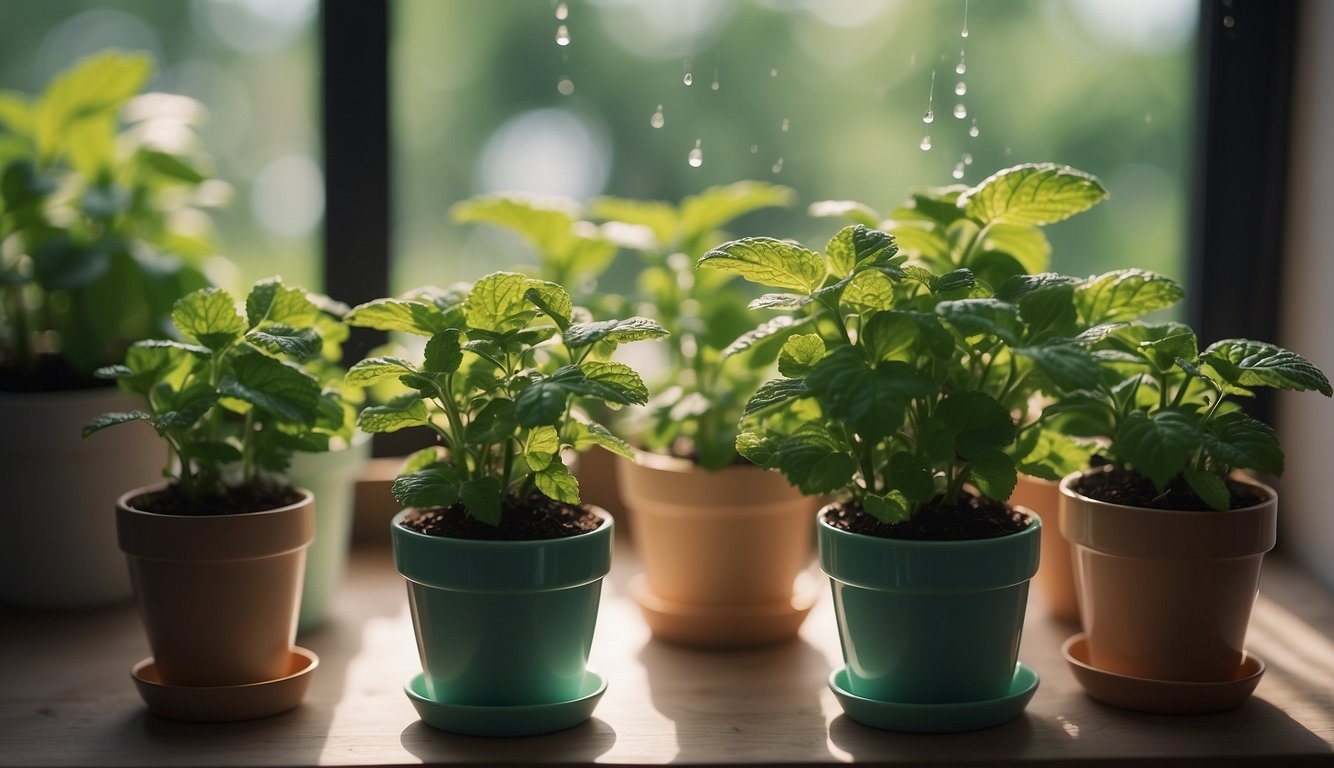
left=0, top=50, right=226, bottom=608
left=85, top=277, right=338, bottom=721
left=809, top=162, right=1110, bottom=622
left=1050, top=312, right=1330, bottom=711
left=345, top=271, right=666, bottom=736
left=698, top=165, right=1111, bottom=731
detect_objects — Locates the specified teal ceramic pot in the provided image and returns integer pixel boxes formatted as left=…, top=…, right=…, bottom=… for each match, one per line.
left=290, top=433, right=372, bottom=632
left=392, top=506, right=613, bottom=706
left=818, top=504, right=1041, bottom=704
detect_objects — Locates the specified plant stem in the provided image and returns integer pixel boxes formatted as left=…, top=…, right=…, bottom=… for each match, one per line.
left=241, top=408, right=257, bottom=487
left=437, top=375, right=471, bottom=478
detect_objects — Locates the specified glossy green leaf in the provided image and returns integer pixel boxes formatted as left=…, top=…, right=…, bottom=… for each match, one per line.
left=1201, top=339, right=1333, bottom=396
left=742, top=377, right=811, bottom=417
left=1075, top=269, right=1184, bottom=325
left=345, top=298, right=454, bottom=337
left=392, top=464, right=464, bottom=509
left=1182, top=468, right=1231, bottom=512
left=1115, top=410, right=1201, bottom=490
left=247, top=324, right=321, bottom=360
left=465, top=272, right=535, bottom=334
left=172, top=288, right=247, bottom=351
left=515, top=379, right=567, bottom=427
left=1015, top=343, right=1101, bottom=392
left=959, top=163, right=1108, bottom=227
left=82, top=410, right=151, bottom=438
left=345, top=357, right=416, bottom=388
left=246, top=278, right=319, bottom=327
left=569, top=418, right=634, bottom=459
left=697, top=237, right=826, bottom=294
left=840, top=268, right=897, bottom=315
left=465, top=398, right=517, bottom=443
left=886, top=451, right=937, bottom=504
left=357, top=397, right=429, bottom=434
left=424, top=329, right=463, bottom=374
left=524, top=281, right=573, bottom=331
left=580, top=360, right=650, bottom=405
left=863, top=492, right=912, bottom=524
left=770, top=425, right=857, bottom=495
left=966, top=449, right=1018, bottom=502
left=935, top=391, right=1017, bottom=459
left=220, top=351, right=321, bottom=423
left=936, top=298, right=1023, bottom=345
left=563, top=316, right=669, bottom=348
left=460, top=477, right=504, bottom=525
left=534, top=461, right=580, bottom=505
left=806, top=348, right=933, bottom=440
left=778, top=333, right=825, bottom=378
left=978, top=223, right=1051, bottom=274
left=826, top=224, right=898, bottom=278
left=1202, top=411, right=1284, bottom=475
left=748, top=293, right=812, bottom=311
left=807, top=199, right=881, bottom=227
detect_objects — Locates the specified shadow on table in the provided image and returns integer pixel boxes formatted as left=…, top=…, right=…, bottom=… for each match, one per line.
left=639, top=635, right=834, bottom=764
left=828, top=710, right=1038, bottom=763
left=399, top=716, right=617, bottom=762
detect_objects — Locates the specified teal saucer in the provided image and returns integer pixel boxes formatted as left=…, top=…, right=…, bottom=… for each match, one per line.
left=405, top=670, right=607, bottom=737
left=829, top=663, right=1039, bottom=733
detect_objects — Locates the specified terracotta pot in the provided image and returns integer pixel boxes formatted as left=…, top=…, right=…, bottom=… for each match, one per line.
left=0, top=388, right=163, bottom=608
left=1059, top=469, right=1276, bottom=682
left=573, top=445, right=628, bottom=523
left=1009, top=475, right=1079, bottom=623
left=616, top=451, right=820, bottom=647
left=117, top=484, right=315, bottom=687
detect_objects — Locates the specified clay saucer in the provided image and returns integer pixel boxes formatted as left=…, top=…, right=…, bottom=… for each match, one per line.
left=1062, top=633, right=1265, bottom=714
left=130, top=646, right=318, bottom=722
left=405, top=669, right=607, bottom=737
left=829, top=663, right=1039, bottom=733
left=629, top=571, right=821, bottom=649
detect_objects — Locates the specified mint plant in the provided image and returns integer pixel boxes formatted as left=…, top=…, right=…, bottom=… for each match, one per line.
left=700, top=167, right=1174, bottom=526
left=1, top=50, right=225, bottom=387
left=1045, top=318, right=1331, bottom=510
left=83, top=278, right=344, bottom=503
left=344, top=271, right=667, bottom=525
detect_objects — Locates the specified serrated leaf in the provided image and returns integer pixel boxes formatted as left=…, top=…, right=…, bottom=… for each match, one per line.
left=563, top=316, right=669, bottom=348
left=935, top=391, right=1017, bottom=459
left=346, top=356, right=416, bottom=388
left=465, top=398, right=517, bottom=443
left=1201, top=339, right=1333, bottom=396
left=862, top=312, right=921, bottom=362
left=979, top=223, right=1052, bottom=274
left=466, top=272, right=534, bottom=334
left=523, top=424, right=561, bottom=470
left=936, top=298, right=1023, bottom=345
left=771, top=425, right=856, bottom=495
left=1183, top=468, right=1232, bottom=511
left=722, top=316, right=803, bottom=360
left=748, top=293, right=812, bottom=311
left=401, top=446, right=444, bottom=475
left=936, top=268, right=976, bottom=294
left=534, top=461, right=580, bottom=505
left=82, top=411, right=151, bottom=438
left=1014, top=429, right=1097, bottom=481
left=743, top=377, right=811, bottom=417
left=1015, top=343, right=1101, bottom=392
left=826, top=225, right=898, bottom=278
left=1202, top=411, right=1284, bottom=475
left=806, top=348, right=933, bottom=440
left=1076, top=269, right=1184, bottom=325
left=246, top=277, right=318, bottom=327
left=247, top=324, right=321, bottom=360
left=220, top=352, right=321, bottom=423
left=569, top=418, right=633, bottom=460
left=840, top=268, right=897, bottom=315
left=959, top=163, right=1108, bottom=227
left=886, top=451, right=936, bottom=504
left=524, top=281, right=573, bottom=331
left=581, top=360, right=649, bottom=404
left=460, top=477, right=504, bottom=525
left=697, top=237, right=826, bottom=294
left=515, top=379, right=567, bottom=427
left=1116, top=410, right=1202, bottom=490
left=452, top=194, right=578, bottom=250
left=735, top=430, right=781, bottom=467
left=777, top=334, right=825, bottom=378
left=967, top=449, right=1018, bottom=501
left=172, top=288, right=246, bottom=350
left=807, top=199, right=880, bottom=227
left=996, top=272, right=1082, bottom=303
left=153, top=393, right=220, bottom=432
left=678, top=181, right=796, bottom=246
left=424, top=329, right=463, bottom=374
left=36, top=50, right=152, bottom=160
left=357, top=397, right=429, bottom=433
left=1017, top=283, right=1078, bottom=341
left=392, top=464, right=464, bottom=509
left=863, top=492, right=912, bottom=524
left=345, top=298, right=453, bottom=337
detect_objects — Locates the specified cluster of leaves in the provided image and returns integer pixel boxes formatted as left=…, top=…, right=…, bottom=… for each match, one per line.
left=454, top=182, right=796, bottom=470
left=0, top=50, right=227, bottom=382
left=701, top=165, right=1161, bottom=523
left=344, top=272, right=667, bottom=525
left=83, top=278, right=350, bottom=501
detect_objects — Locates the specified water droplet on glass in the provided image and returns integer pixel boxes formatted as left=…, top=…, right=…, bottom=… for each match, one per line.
left=555, top=2, right=568, bottom=20
left=920, top=135, right=933, bottom=151
left=961, top=27, right=969, bottom=38
left=750, top=144, right=759, bottom=154
left=962, top=152, right=973, bottom=165
left=683, top=72, right=693, bottom=86
left=770, top=67, right=779, bottom=77
left=961, top=0, right=969, bottom=38
left=954, top=103, right=967, bottom=119
left=1223, top=15, right=1235, bottom=28
left=556, top=77, right=574, bottom=95
left=923, top=70, right=936, bottom=125
left=688, top=139, right=703, bottom=168
left=952, top=162, right=965, bottom=180
left=781, top=118, right=790, bottom=132
left=772, top=157, right=784, bottom=174
left=923, top=109, right=935, bottom=124
left=650, top=105, right=665, bottom=128
left=955, top=81, right=967, bottom=96
left=956, top=50, right=966, bottom=75
left=555, top=24, right=570, bottom=46
left=711, top=69, right=720, bottom=91
left=969, top=118, right=979, bottom=138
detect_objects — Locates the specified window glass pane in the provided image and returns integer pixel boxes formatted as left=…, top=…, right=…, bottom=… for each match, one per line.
left=0, top=0, right=321, bottom=291
left=393, top=0, right=1195, bottom=299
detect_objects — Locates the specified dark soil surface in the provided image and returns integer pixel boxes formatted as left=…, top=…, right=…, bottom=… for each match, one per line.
left=0, top=356, right=107, bottom=392
left=1073, top=468, right=1267, bottom=511
left=400, top=492, right=604, bottom=541
left=825, top=493, right=1030, bottom=541
left=128, top=484, right=305, bottom=516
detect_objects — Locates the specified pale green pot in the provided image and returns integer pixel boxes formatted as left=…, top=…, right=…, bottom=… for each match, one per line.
left=290, top=433, right=372, bottom=632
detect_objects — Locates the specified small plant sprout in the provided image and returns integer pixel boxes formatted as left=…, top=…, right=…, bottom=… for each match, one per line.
left=344, top=272, right=667, bottom=525
left=83, top=277, right=345, bottom=501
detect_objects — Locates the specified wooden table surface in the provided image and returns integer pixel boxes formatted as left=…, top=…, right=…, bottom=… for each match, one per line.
left=2, top=533, right=1332, bottom=767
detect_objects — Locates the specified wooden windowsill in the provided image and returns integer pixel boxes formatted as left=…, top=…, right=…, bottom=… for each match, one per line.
left=3, top=523, right=1332, bottom=766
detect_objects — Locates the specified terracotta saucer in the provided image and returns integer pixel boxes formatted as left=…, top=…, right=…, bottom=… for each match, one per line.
left=130, top=647, right=318, bottom=722
left=829, top=663, right=1039, bottom=733
left=1062, top=633, right=1265, bottom=714
left=629, top=571, right=821, bottom=649
left=405, top=669, right=607, bottom=737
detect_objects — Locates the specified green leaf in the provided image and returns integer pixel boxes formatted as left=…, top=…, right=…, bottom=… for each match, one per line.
left=569, top=418, right=634, bottom=460
left=465, top=272, right=535, bottom=334
left=935, top=269, right=976, bottom=294
left=679, top=181, right=796, bottom=246
left=580, top=360, right=650, bottom=405
left=978, top=224, right=1052, bottom=274
left=345, top=298, right=454, bottom=337
left=840, top=269, right=897, bottom=315
left=1202, top=411, right=1284, bottom=475
left=534, top=461, right=580, bottom=505
left=807, top=199, right=880, bottom=227
left=1016, top=283, right=1078, bottom=341
left=862, top=312, right=921, bottom=362
left=1201, top=340, right=1332, bottom=396
left=886, top=451, right=936, bottom=503
left=82, top=411, right=151, bottom=438
left=563, top=316, right=669, bottom=348
left=247, top=324, right=321, bottom=360
left=588, top=195, right=677, bottom=246
left=392, top=464, right=464, bottom=508
left=173, top=288, right=247, bottom=351
left=995, top=272, right=1082, bottom=303
left=109, top=340, right=204, bottom=396
left=346, top=357, right=416, bottom=388
left=771, top=425, right=857, bottom=495
left=190, top=440, right=244, bottom=463
left=778, top=333, right=825, bottom=377
left=424, top=329, right=464, bottom=374
left=1015, top=343, right=1101, bottom=392
left=966, top=449, right=1018, bottom=501
left=863, top=492, right=912, bottom=524
left=153, top=392, right=220, bottom=432
left=826, top=225, right=898, bottom=278
left=219, top=351, right=321, bottom=423
left=722, top=316, right=809, bottom=360
left=523, top=425, right=561, bottom=470
left=1183, top=468, right=1232, bottom=511
left=246, top=278, right=318, bottom=327
left=735, top=429, right=781, bottom=467
left=401, top=447, right=445, bottom=475
left=515, top=379, right=567, bottom=427
left=35, top=50, right=153, bottom=160
left=1075, top=269, right=1184, bottom=325
left=935, top=391, right=1017, bottom=459
left=748, top=293, right=812, bottom=311
left=696, top=237, right=826, bottom=294
left=139, top=149, right=206, bottom=183
left=806, top=348, right=933, bottom=440
left=460, top=477, right=504, bottom=525
left=358, top=397, right=429, bottom=433
left=524, top=281, right=573, bottom=331
left=1014, top=429, right=1096, bottom=481
left=465, top=398, right=517, bottom=443
left=743, top=377, right=811, bottom=417
left=1115, top=410, right=1202, bottom=490
left=452, top=194, right=577, bottom=252
left=958, top=163, right=1108, bottom=227
left=936, top=298, right=1023, bottom=345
